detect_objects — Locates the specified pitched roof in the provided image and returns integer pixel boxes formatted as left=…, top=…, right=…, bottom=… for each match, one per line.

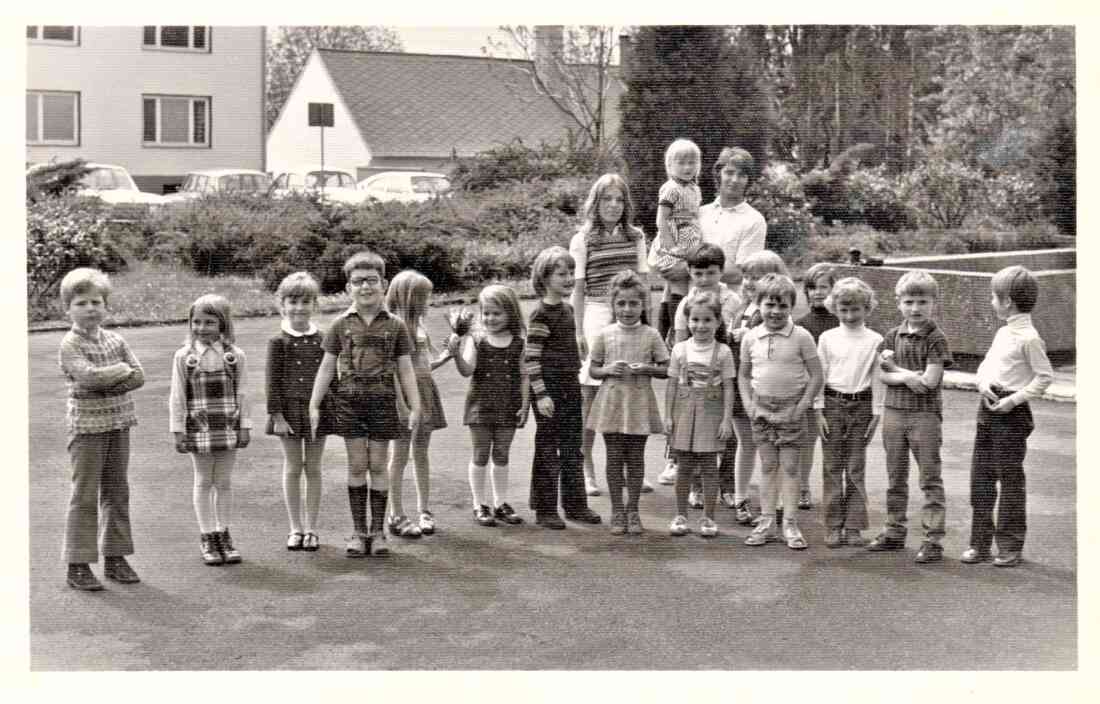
left=318, top=48, right=620, bottom=158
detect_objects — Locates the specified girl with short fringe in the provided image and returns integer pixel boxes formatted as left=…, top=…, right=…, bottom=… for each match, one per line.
left=385, top=270, right=451, bottom=538
left=266, top=272, right=327, bottom=552
left=569, top=173, right=654, bottom=497
left=665, top=289, right=736, bottom=537
left=169, top=294, right=252, bottom=566
left=585, top=270, right=668, bottom=535
left=450, top=284, right=530, bottom=527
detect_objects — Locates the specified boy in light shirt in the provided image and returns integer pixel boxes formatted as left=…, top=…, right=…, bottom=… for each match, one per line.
left=813, top=278, right=884, bottom=548
left=961, top=266, right=1053, bottom=567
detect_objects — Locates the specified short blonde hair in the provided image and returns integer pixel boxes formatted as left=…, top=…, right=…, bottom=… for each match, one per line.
left=754, top=273, right=798, bottom=307
left=895, top=270, right=939, bottom=299
left=59, top=267, right=110, bottom=308
left=275, top=271, right=320, bottom=303
left=343, top=250, right=386, bottom=280
left=740, top=250, right=789, bottom=278
left=665, top=139, right=702, bottom=179
left=530, top=246, right=575, bottom=297
left=188, top=293, right=235, bottom=344
left=478, top=284, right=525, bottom=338
left=826, top=277, right=877, bottom=314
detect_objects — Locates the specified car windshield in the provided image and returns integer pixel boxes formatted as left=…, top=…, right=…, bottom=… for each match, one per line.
left=306, top=172, right=354, bottom=188
left=81, top=167, right=135, bottom=191
left=181, top=174, right=208, bottom=192
left=218, top=173, right=272, bottom=192
left=410, top=176, right=450, bottom=194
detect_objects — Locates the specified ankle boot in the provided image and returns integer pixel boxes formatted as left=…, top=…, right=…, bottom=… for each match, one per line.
left=201, top=532, right=224, bottom=566
left=219, top=528, right=242, bottom=564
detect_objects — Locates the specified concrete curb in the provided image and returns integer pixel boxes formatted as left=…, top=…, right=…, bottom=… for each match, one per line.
left=943, top=370, right=1075, bottom=404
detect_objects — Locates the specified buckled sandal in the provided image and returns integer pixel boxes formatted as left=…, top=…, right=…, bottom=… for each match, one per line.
left=301, top=532, right=319, bottom=551
left=287, top=531, right=305, bottom=551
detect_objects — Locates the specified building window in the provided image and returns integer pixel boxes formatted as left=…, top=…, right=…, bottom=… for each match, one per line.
left=27, top=26, right=79, bottom=46
left=26, top=91, right=79, bottom=145
left=142, top=95, right=210, bottom=147
left=141, top=26, right=210, bottom=52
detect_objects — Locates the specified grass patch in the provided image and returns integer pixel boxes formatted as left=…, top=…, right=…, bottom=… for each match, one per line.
left=28, top=260, right=533, bottom=331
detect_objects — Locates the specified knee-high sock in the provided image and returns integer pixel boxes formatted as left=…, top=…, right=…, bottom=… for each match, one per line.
left=490, top=462, right=509, bottom=506
left=348, top=485, right=369, bottom=534
left=468, top=462, right=487, bottom=507
left=369, top=489, right=388, bottom=534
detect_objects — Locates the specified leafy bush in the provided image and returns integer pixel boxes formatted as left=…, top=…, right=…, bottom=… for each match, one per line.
left=846, top=166, right=915, bottom=232
left=750, top=162, right=817, bottom=256
left=899, top=154, right=986, bottom=229
left=984, top=172, right=1042, bottom=227
left=26, top=195, right=114, bottom=320
left=449, top=137, right=618, bottom=192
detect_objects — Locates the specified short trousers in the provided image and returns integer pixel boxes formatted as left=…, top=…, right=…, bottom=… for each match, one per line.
left=325, top=374, right=401, bottom=440
left=749, top=392, right=805, bottom=447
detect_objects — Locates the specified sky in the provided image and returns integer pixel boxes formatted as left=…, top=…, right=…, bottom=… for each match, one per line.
left=393, top=26, right=519, bottom=57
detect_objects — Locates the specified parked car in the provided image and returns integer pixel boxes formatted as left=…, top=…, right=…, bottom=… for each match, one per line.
left=358, top=171, right=452, bottom=204
left=269, top=167, right=370, bottom=205
left=161, top=168, right=273, bottom=204
left=26, top=162, right=166, bottom=207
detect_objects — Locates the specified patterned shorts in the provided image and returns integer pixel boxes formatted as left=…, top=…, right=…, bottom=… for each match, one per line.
left=749, top=393, right=805, bottom=447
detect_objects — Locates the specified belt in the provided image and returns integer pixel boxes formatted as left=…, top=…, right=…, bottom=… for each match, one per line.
left=824, top=386, right=871, bottom=402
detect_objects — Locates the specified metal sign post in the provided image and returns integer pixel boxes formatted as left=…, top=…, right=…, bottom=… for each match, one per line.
left=308, top=102, right=334, bottom=199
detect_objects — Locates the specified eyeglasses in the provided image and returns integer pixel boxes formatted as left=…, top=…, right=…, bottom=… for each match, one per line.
left=348, top=277, right=383, bottom=288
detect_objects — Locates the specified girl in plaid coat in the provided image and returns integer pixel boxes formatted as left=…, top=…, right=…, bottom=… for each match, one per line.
left=170, top=294, right=253, bottom=566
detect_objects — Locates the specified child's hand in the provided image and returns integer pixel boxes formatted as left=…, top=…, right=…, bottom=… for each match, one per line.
left=447, top=334, right=462, bottom=357
left=731, top=327, right=745, bottom=344
left=977, top=380, right=999, bottom=405
left=628, top=362, right=648, bottom=375
left=237, top=428, right=251, bottom=449
left=515, top=405, right=529, bottom=428
left=309, top=405, right=322, bottom=439
left=174, top=432, right=188, bottom=454
left=985, top=396, right=1016, bottom=414
left=407, top=408, right=422, bottom=432
left=664, top=417, right=674, bottom=436
left=576, top=334, right=588, bottom=360
left=536, top=395, right=555, bottom=418
left=879, top=350, right=898, bottom=372
left=864, top=413, right=881, bottom=439
left=816, top=410, right=830, bottom=438
left=717, top=418, right=733, bottom=441
left=271, top=414, right=293, bottom=436
left=903, top=372, right=929, bottom=394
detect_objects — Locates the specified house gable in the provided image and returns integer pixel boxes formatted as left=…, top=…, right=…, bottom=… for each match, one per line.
left=266, top=50, right=371, bottom=177
left=317, top=49, right=582, bottom=160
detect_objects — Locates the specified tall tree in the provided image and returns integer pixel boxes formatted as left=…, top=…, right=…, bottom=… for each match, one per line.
left=266, top=26, right=402, bottom=130
left=483, top=25, right=620, bottom=154
left=618, top=26, right=773, bottom=233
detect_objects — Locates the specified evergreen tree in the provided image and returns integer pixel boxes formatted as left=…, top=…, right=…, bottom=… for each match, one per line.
left=618, top=26, right=773, bottom=234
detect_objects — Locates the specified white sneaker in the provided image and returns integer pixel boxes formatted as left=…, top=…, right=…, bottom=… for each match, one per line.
left=658, top=460, right=678, bottom=485
left=687, top=489, right=703, bottom=509
left=584, top=475, right=601, bottom=497
left=699, top=517, right=718, bottom=538
left=784, top=521, right=808, bottom=550
left=669, top=515, right=690, bottom=536
left=745, top=517, right=778, bottom=546
left=720, top=490, right=737, bottom=508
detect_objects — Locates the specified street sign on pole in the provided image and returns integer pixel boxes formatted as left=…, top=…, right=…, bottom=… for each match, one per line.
left=308, top=103, right=334, bottom=198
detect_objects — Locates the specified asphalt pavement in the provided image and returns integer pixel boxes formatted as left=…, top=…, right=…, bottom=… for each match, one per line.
left=27, top=309, right=1077, bottom=671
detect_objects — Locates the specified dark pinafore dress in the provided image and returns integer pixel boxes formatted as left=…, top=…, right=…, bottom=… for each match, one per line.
left=182, top=344, right=242, bottom=454
left=463, top=335, right=524, bottom=427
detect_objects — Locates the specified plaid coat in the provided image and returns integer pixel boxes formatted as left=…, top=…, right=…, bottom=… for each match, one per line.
left=172, top=342, right=243, bottom=454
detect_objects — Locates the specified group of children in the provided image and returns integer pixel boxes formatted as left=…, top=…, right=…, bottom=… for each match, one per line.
left=56, top=150, right=1055, bottom=592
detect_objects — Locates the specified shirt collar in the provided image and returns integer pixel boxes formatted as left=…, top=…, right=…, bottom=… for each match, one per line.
left=1005, top=313, right=1032, bottom=329
left=754, top=319, right=794, bottom=338
left=899, top=319, right=937, bottom=338
left=343, top=305, right=389, bottom=324
left=710, top=198, right=748, bottom=212
left=193, top=339, right=224, bottom=355
left=617, top=320, right=642, bottom=329
left=281, top=319, right=318, bottom=337
left=70, top=324, right=103, bottom=341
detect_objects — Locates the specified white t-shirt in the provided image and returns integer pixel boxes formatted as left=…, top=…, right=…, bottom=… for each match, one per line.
left=814, top=324, right=885, bottom=411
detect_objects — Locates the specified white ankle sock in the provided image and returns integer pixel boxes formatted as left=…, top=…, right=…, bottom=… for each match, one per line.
left=468, top=462, right=487, bottom=507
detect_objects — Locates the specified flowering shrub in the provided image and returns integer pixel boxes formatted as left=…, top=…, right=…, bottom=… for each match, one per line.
left=750, top=162, right=817, bottom=255
left=899, top=155, right=986, bottom=229
left=984, top=172, right=1042, bottom=227
left=26, top=195, right=113, bottom=319
left=845, top=166, right=914, bottom=232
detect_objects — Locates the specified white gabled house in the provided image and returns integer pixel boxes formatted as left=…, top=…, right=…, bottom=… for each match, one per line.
left=267, top=40, right=624, bottom=182
left=26, top=25, right=266, bottom=194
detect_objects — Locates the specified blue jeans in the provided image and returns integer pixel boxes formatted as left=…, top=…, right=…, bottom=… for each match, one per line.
left=881, top=408, right=945, bottom=542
